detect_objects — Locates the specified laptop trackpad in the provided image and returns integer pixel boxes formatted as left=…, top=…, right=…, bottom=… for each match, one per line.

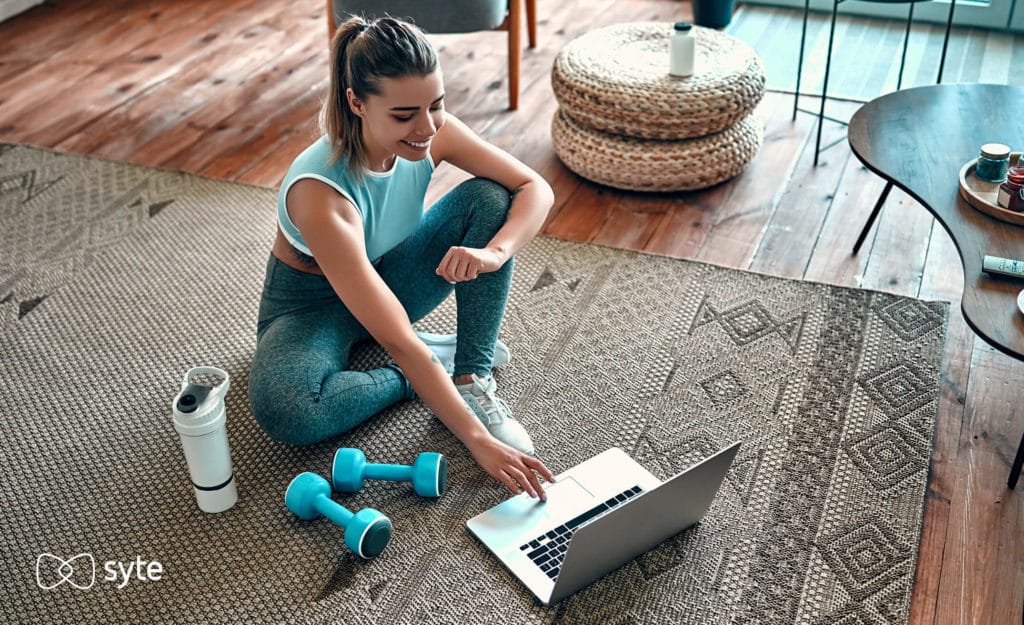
left=470, top=477, right=594, bottom=547
left=500, top=476, right=592, bottom=519
left=538, top=476, right=592, bottom=510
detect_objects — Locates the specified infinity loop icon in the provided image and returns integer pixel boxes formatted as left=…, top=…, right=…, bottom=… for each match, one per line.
left=36, top=553, right=96, bottom=590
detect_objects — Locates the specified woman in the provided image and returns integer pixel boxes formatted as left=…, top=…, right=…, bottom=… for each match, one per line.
left=248, top=16, right=555, bottom=499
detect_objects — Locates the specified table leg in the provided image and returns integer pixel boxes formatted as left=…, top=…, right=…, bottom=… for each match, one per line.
left=853, top=180, right=892, bottom=254
left=1009, top=429, right=1024, bottom=489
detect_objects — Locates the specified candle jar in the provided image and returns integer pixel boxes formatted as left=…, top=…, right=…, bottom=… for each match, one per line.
left=977, top=143, right=1011, bottom=182
left=998, top=166, right=1024, bottom=208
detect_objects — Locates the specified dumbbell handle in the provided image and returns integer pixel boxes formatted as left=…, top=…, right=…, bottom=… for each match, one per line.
left=364, top=463, right=414, bottom=482
left=313, top=493, right=354, bottom=527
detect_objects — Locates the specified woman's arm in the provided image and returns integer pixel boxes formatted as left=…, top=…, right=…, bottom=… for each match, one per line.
left=430, top=114, right=554, bottom=283
left=287, top=179, right=554, bottom=497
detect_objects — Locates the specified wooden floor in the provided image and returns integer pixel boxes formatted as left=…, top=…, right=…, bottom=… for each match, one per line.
left=1, top=1, right=1022, bottom=623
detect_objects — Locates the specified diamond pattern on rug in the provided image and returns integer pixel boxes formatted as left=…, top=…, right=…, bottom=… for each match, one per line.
left=690, top=296, right=806, bottom=352
left=699, top=369, right=749, bottom=406
left=874, top=297, right=945, bottom=342
left=846, top=424, right=927, bottom=491
left=858, top=362, right=935, bottom=417
left=818, top=518, right=913, bottom=602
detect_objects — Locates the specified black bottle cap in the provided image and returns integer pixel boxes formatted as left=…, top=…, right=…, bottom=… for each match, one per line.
left=176, top=384, right=212, bottom=414
left=674, top=22, right=692, bottom=31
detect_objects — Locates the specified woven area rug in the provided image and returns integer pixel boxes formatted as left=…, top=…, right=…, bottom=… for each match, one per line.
left=0, top=143, right=949, bottom=625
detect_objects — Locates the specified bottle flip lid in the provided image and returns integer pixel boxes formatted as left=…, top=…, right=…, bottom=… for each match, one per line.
left=172, top=367, right=230, bottom=436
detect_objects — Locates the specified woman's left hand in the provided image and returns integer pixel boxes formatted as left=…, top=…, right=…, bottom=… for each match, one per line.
left=436, top=246, right=506, bottom=283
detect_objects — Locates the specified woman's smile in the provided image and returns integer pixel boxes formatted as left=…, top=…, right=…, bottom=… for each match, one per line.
left=401, top=138, right=432, bottom=151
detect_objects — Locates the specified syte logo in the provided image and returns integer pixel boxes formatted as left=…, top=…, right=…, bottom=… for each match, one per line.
left=36, top=553, right=96, bottom=590
left=36, top=553, right=164, bottom=590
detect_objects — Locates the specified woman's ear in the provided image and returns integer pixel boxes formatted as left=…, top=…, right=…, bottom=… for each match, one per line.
left=346, top=88, right=365, bottom=118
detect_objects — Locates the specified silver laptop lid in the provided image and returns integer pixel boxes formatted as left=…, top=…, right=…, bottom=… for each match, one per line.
left=548, top=441, right=741, bottom=603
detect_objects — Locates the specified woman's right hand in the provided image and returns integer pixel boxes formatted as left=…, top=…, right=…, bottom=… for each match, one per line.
left=467, top=435, right=555, bottom=500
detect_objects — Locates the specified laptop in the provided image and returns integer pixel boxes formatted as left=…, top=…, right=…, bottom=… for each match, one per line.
left=466, top=441, right=741, bottom=604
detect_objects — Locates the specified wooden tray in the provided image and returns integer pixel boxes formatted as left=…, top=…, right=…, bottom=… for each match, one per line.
left=959, top=153, right=1024, bottom=226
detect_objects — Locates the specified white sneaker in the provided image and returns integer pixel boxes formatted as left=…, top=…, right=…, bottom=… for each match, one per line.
left=415, top=331, right=511, bottom=375
left=456, top=374, right=535, bottom=455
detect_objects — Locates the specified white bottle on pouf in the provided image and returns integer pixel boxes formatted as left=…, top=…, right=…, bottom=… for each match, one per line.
left=669, top=22, right=695, bottom=77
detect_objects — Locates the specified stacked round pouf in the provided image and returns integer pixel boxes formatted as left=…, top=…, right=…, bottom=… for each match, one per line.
left=551, top=22, right=766, bottom=192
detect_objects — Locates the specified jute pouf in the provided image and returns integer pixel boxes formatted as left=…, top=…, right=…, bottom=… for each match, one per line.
left=552, top=22, right=765, bottom=140
left=551, top=107, right=763, bottom=192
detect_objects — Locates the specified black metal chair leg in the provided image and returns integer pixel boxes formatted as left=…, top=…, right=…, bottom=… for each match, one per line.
left=937, top=0, right=956, bottom=83
left=853, top=181, right=892, bottom=254
left=896, top=3, right=914, bottom=90
left=793, top=0, right=811, bottom=121
left=814, top=0, right=841, bottom=167
left=1010, top=429, right=1024, bottom=489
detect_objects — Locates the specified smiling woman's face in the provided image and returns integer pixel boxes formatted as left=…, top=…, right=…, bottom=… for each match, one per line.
left=348, top=70, right=447, bottom=171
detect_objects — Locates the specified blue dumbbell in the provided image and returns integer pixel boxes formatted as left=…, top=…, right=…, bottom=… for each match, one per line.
left=332, top=448, right=448, bottom=498
left=285, top=472, right=393, bottom=559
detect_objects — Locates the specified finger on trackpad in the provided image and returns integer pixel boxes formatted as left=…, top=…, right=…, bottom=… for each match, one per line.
left=533, top=476, right=592, bottom=510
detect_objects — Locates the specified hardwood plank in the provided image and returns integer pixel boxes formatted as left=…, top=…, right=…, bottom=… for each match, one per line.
left=904, top=309, right=973, bottom=625
left=543, top=182, right=623, bottom=243
left=747, top=100, right=854, bottom=279
left=912, top=224, right=974, bottom=625
left=0, top=0, right=262, bottom=141
left=134, top=22, right=325, bottom=168
left=642, top=193, right=719, bottom=259
left=859, top=187, right=934, bottom=296
left=162, top=47, right=327, bottom=175
left=802, top=157, right=888, bottom=287
left=590, top=194, right=670, bottom=251
left=52, top=0, right=304, bottom=160
left=0, top=0, right=132, bottom=62
left=692, top=91, right=806, bottom=268
left=919, top=221, right=966, bottom=303
left=197, top=88, right=322, bottom=184
left=932, top=341, right=1024, bottom=625
left=0, top=59, right=34, bottom=85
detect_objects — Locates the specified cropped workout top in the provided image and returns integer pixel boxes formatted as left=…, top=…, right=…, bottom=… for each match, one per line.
left=277, top=136, right=435, bottom=262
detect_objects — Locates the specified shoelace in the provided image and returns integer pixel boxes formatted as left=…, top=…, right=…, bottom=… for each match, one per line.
left=471, top=374, right=508, bottom=426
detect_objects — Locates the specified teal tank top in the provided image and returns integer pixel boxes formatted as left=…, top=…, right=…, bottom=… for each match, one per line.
left=277, top=136, right=435, bottom=262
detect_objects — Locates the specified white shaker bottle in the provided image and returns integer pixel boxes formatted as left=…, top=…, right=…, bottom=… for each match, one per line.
left=172, top=366, right=238, bottom=513
left=669, top=22, right=695, bottom=77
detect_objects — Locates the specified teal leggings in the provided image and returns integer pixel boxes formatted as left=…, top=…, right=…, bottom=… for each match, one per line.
left=248, top=178, right=513, bottom=446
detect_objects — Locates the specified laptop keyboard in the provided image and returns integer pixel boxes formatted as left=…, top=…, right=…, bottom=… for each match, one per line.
left=519, top=485, right=644, bottom=580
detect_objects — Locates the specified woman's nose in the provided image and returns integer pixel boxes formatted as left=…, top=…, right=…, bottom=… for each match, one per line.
left=416, top=111, right=437, bottom=135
